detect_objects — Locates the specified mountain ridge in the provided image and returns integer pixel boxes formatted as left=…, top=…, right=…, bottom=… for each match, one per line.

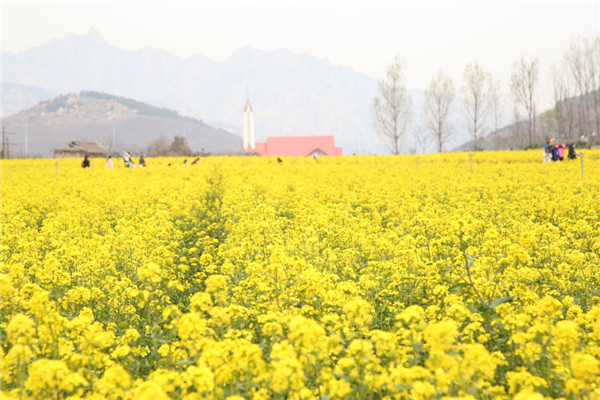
left=1, top=91, right=242, bottom=157
left=2, top=30, right=427, bottom=154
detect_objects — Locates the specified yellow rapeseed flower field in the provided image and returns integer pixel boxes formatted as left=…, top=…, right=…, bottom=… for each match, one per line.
left=1, top=150, right=599, bottom=399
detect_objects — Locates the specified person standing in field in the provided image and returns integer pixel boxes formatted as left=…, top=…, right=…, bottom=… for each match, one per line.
left=106, top=155, right=114, bottom=168
left=568, top=143, right=578, bottom=160
left=123, top=152, right=132, bottom=168
left=123, top=151, right=136, bottom=168
left=551, top=144, right=559, bottom=162
left=558, top=144, right=565, bottom=161
left=139, top=156, right=146, bottom=168
left=81, top=154, right=90, bottom=168
left=543, top=140, right=551, bottom=163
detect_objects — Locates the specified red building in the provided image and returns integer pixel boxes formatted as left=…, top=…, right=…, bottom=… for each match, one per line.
left=242, top=98, right=342, bottom=157
left=246, top=135, right=343, bottom=157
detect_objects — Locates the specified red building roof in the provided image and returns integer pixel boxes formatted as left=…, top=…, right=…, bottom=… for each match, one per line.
left=245, top=136, right=343, bottom=157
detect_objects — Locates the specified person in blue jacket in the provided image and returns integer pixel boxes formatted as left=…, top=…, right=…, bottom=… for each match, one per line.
left=551, top=144, right=559, bottom=161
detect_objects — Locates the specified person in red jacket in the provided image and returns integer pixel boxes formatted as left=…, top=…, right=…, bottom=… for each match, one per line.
left=81, top=154, right=90, bottom=168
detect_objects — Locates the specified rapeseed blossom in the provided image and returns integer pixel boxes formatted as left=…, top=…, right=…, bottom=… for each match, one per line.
left=1, top=151, right=599, bottom=398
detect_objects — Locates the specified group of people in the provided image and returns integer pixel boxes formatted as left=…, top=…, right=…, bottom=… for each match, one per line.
left=177, top=157, right=200, bottom=167
left=81, top=152, right=146, bottom=169
left=543, top=139, right=579, bottom=163
left=83, top=152, right=205, bottom=169
left=121, top=151, right=146, bottom=168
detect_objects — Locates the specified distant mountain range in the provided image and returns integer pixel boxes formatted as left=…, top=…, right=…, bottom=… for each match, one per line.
left=1, top=91, right=241, bottom=156
left=1, top=29, right=442, bottom=155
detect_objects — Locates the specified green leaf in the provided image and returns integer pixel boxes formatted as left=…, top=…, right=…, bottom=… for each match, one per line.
left=411, top=342, right=424, bottom=352
left=449, top=282, right=470, bottom=293
left=466, top=304, right=478, bottom=313
left=488, top=296, right=515, bottom=309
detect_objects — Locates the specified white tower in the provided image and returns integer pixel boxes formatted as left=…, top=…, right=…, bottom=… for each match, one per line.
left=243, top=98, right=255, bottom=150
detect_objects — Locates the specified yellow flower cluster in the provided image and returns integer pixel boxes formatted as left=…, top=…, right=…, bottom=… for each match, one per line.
left=1, top=150, right=599, bottom=399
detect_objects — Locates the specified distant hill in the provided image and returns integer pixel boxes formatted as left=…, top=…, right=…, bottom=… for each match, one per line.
left=0, top=29, right=439, bottom=155
left=452, top=124, right=516, bottom=152
left=453, top=89, right=600, bottom=152
left=1, top=91, right=242, bottom=157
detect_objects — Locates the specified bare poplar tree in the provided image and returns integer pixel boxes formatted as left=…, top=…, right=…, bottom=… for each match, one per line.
left=413, top=124, right=429, bottom=154
left=551, top=63, right=577, bottom=142
left=511, top=103, right=523, bottom=148
left=424, top=70, right=455, bottom=152
left=488, top=77, right=503, bottom=149
left=461, top=62, right=490, bottom=151
left=372, top=54, right=413, bottom=155
left=510, top=56, right=539, bottom=146
left=587, top=35, right=600, bottom=138
left=565, top=37, right=594, bottom=139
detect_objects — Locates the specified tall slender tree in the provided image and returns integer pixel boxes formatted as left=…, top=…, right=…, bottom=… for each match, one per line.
left=510, top=56, right=539, bottom=146
left=488, top=78, right=503, bottom=149
left=413, top=124, right=429, bottom=154
left=565, top=37, right=594, bottom=138
left=461, top=62, right=490, bottom=151
left=372, top=54, right=413, bottom=155
left=511, top=103, right=523, bottom=147
left=587, top=36, right=600, bottom=138
left=424, top=70, right=455, bottom=152
left=551, top=63, right=577, bottom=142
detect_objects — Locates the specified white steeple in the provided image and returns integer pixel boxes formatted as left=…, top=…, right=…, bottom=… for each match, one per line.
left=243, top=98, right=255, bottom=150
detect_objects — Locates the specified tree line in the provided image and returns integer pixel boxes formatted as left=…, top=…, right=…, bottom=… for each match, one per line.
left=373, top=35, right=600, bottom=153
left=145, top=135, right=195, bottom=157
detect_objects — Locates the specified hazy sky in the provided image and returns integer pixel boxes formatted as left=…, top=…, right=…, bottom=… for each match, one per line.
left=2, top=1, right=599, bottom=105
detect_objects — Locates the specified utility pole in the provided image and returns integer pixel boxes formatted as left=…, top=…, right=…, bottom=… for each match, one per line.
left=469, top=153, right=474, bottom=174
left=112, top=120, right=116, bottom=155
left=24, top=110, right=29, bottom=156
left=2, top=126, right=15, bottom=159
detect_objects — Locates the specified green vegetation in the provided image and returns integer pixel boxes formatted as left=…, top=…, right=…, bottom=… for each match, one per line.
left=80, top=91, right=194, bottom=120
left=41, top=95, right=73, bottom=113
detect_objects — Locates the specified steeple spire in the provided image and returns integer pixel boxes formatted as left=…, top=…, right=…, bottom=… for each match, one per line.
left=244, top=98, right=253, bottom=113
left=243, top=97, right=255, bottom=150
